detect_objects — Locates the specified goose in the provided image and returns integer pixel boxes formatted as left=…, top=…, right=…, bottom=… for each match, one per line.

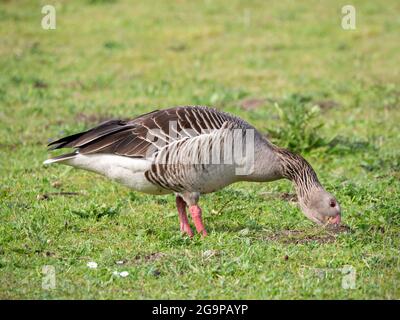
left=44, top=106, right=341, bottom=237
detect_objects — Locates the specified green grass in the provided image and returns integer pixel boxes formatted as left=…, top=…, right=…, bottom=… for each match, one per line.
left=1, top=0, right=399, bottom=299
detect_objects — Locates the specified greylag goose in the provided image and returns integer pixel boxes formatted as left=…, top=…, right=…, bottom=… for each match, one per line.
left=44, top=106, right=341, bottom=237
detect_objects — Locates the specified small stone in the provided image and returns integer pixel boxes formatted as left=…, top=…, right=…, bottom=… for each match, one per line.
left=238, top=228, right=249, bottom=236
left=51, top=181, right=62, bottom=188
left=152, top=269, right=161, bottom=277
left=87, top=261, right=98, bottom=269
left=203, top=250, right=219, bottom=259
left=37, top=194, right=49, bottom=201
left=119, top=271, right=129, bottom=277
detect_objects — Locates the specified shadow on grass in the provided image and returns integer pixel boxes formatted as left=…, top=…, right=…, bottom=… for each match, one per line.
left=327, top=135, right=376, bottom=155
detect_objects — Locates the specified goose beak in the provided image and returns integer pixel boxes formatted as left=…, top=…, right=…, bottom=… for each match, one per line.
left=328, top=214, right=341, bottom=225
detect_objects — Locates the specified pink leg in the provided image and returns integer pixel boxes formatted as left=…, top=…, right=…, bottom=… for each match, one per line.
left=189, top=205, right=208, bottom=237
left=176, top=196, right=193, bottom=237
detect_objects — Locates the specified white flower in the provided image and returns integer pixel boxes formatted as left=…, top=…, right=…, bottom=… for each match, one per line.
left=113, top=270, right=129, bottom=278
left=87, top=261, right=98, bottom=269
left=119, top=271, right=129, bottom=277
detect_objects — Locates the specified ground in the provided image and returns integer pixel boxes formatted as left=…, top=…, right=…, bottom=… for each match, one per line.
left=0, top=0, right=399, bottom=299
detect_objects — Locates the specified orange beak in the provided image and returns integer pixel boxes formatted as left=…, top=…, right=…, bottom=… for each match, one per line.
left=329, top=214, right=341, bottom=225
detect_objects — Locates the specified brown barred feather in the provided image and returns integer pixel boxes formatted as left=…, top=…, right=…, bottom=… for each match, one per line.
left=48, top=106, right=248, bottom=159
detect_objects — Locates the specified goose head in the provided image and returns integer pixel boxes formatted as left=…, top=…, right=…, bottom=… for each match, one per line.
left=299, top=188, right=341, bottom=225
left=273, top=147, right=342, bottom=226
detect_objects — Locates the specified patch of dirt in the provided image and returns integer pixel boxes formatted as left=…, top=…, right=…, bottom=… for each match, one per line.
left=313, top=99, right=339, bottom=111
left=263, top=226, right=352, bottom=244
left=63, top=80, right=85, bottom=90
left=36, top=192, right=85, bottom=201
left=74, top=112, right=114, bottom=125
left=168, top=42, right=187, bottom=52
left=259, top=192, right=297, bottom=202
left=279, top=192, right=298, bottom=202
left=325, top=224, right=352, bottom=233
left=132, top=252, right=166, bottom=264
left=33, top=80, right=48, bottom=89
left=0, top=143, right=19, bottom=151
left=240, top=98, right=266, bottom=110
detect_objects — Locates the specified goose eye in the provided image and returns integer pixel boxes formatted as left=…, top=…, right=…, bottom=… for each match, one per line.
left=329, top=200, right=336, bottom=207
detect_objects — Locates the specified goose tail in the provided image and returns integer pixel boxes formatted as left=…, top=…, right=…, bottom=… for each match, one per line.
left=43, top=151, right=78, bottom=165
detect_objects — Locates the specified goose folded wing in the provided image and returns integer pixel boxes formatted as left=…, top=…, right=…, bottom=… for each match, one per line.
left=46, top=106, right=238, bottom=159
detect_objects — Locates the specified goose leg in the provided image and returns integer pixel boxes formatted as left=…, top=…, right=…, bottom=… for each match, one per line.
left=189, top=205, right=208, bottom=237
left=176, top=196, right=193, bottom=237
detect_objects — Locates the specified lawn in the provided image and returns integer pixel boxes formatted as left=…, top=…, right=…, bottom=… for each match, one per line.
left=0, top=0, right=399, bottom=299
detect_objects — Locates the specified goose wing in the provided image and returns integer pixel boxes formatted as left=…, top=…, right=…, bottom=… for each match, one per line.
left=48, top=106, right=248, bottom=159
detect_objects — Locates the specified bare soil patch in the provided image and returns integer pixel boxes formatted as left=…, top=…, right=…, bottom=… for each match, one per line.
left=262, top=225, right=352, bottom=244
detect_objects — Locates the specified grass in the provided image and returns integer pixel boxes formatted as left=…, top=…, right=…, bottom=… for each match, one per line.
left=0, top=0, right=399, bottom=299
